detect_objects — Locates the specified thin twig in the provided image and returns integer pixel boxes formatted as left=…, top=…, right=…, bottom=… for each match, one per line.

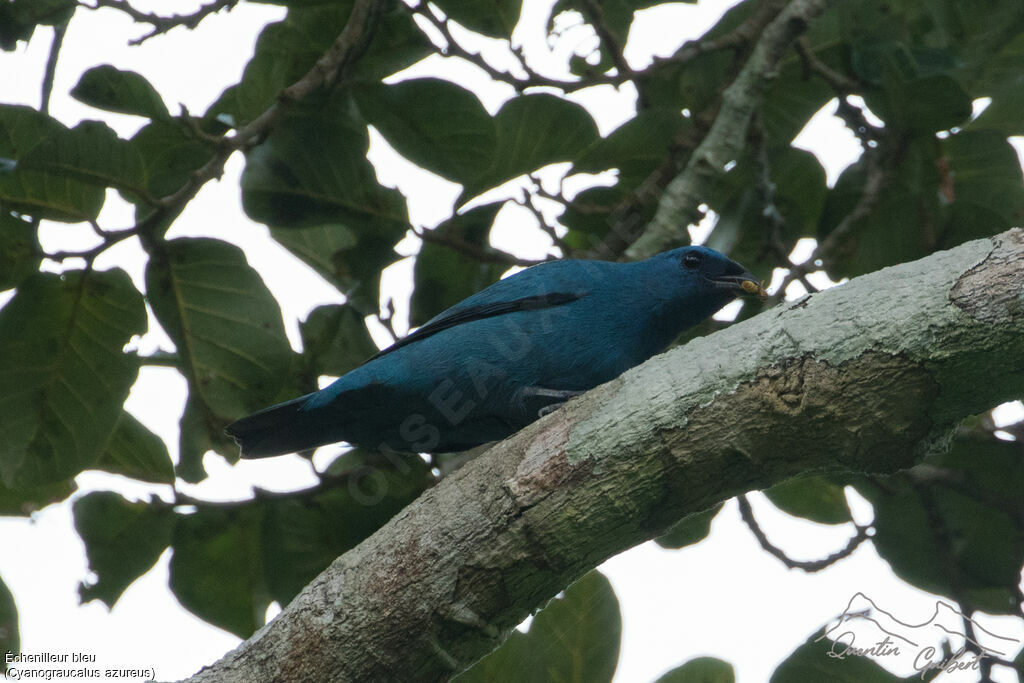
left=410, top=4, right=596, bottom=93
left=794, top=37, right=860, bottom=93
left=751, top=116, right=792, bottom=265
left=520, top=178, right=571, bottom=253
left=84, top=0, right=240, bottom=45
left=737, top=494, right=871, bottom=572
left=578, top=0, right=642, bottom=105
left=41, top=21, right=67, bottom=116
left=379, top=297, right=400, bottom=344
left=413, top=225, right=538, bottom=267
left=44, top=226, right=139, bottom=264
left=409, top=2, right=754, bottom=96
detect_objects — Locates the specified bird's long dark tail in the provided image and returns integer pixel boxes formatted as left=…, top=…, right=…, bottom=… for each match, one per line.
left=225, top=393, right=327, bottom=458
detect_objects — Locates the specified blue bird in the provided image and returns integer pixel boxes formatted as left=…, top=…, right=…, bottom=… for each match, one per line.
left=226, top=246, right=763, bottom=458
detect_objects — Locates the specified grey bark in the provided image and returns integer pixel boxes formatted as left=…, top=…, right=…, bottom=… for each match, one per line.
left=182, top=229, right=1024, bottom=682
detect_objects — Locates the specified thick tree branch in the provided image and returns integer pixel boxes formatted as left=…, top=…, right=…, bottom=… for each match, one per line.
left=628, top=0, right=833, bottom=260
left=180, top=229, right=1024, bottom=683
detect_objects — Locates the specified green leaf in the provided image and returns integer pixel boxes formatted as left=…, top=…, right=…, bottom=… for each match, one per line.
left=18, top=120, right=149, bottom=198
left=0, top=270, right=146, bottom=487
left=818, top=137, right=939, bottom=278
left=858, top=438, right=1024, bottom=615
left=365, top=86, right=600, bottom=204
left=241, top=101, right=410, bottom=234
left=354, top=78, right=497, bottom=184
left=209, top=4, right=430, bottom=125
left=0, top=0, right=74, bottom=51
left=0, top=105, right=63, bottom=159
left=261, top=452, right=432, bottom=604
left=707, top=146, right=826, bottom=279
left=73, top=492, right=174, bottom=608
left=93, top=411, right=175, bottom=484
left=761, top=54, right=834, bottom=145
left=145, top=237, right=292, bottom=420
left=300, top=304, right=378, bottom=379
left=456, top=570, right=621, bottom=683
left=821, top=126, right=1023, bottom=278
left=940, top=130, right=1024, bottom=238
left=433, top=0, right=521, bottom=37
left=460, top=94, right=601, bottom=203
left=145, top=238, right=291, bottom=476
left=270, top=222, right=403, bottom=314
left=207, top=12, right=334, bottom=125
left=655, top=657, right=735, bottom=683
left=868, top=74, right=973, bottom=134
left=0, top=211, right=38, bottom=290
left=656, top=503, right=722, bottom=549
left=356, top=5, right=434, bottom=83
left=0, top=575, right=16, bottom=673
left=70, top=65, right=170, bottom=120
left=968, top=30, right=1024, bottom=135
left=770, top=634, right=905, bottom=682
left=560, top=183, right=650, bottom=249
left=643, top=2, right=753, bottom=111
left=178, top=393, right=240, bottom=483
left=0, top=105, right=105, bottom=222
left=0, top=478, right=76, bottom=516
left=410, top=203, right=506, bottom=326
left=170, top=505, right=269, bottom=638
left=129, top=121, right=210, bottom=226
left=764, top=475, right=852, bottom=526
left=573, top=107, right=690, bottom=180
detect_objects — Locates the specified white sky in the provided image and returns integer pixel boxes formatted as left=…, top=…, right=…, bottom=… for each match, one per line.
left=0, top=1, right=1022, bottom=681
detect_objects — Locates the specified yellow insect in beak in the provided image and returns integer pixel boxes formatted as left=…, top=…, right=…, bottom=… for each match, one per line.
left=741, top=279, right=768, bottom=301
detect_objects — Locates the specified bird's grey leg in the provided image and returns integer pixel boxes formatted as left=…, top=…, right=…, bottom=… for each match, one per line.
left=522, top=386, right=585, bottom=417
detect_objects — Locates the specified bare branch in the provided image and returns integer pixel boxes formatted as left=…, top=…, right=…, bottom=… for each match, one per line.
left=737, top=495, right=870, bottom=572
left=413, top=225, right=539, bottom=267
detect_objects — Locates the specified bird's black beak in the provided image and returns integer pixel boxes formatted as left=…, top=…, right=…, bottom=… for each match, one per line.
left=711, top=273, right=768, bottom=301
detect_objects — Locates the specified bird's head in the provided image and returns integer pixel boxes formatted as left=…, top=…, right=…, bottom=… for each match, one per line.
left=661, top=245, right=767, bottom=301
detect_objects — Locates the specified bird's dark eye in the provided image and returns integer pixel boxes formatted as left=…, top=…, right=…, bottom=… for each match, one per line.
left=682, top=252, right=703, bottom=270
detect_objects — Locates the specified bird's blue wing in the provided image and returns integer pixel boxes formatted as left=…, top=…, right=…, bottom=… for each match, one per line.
left=368, top=259, right=599, bottom=361
left=371, top=291, right=584, bottom=360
